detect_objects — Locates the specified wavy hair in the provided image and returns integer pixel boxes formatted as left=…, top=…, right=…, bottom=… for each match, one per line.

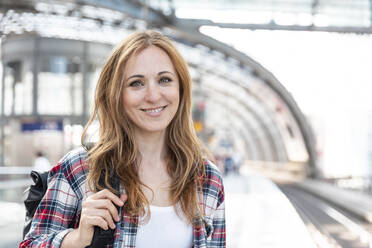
left=81, top=30, right=207, bottom=224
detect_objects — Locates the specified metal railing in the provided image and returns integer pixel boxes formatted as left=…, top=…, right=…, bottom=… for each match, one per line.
left=0, top=167, right=32, bottom=190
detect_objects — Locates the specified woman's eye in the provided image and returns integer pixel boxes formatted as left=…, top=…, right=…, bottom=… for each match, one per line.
left=129, top=81, right=143, bottom=87
left=159, top=77, right=171, bottom=84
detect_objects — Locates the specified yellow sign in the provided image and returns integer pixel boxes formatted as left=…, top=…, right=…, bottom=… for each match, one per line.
left=194, top=121, right=203, bottom=132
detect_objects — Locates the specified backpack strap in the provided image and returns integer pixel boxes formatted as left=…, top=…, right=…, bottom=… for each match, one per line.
left=86, top=170, right=121, bottom=248
left=23, top=170, right=49, bottom=238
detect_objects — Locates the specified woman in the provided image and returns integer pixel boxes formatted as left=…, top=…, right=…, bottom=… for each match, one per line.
left=20, top=30, right=225, bottom=248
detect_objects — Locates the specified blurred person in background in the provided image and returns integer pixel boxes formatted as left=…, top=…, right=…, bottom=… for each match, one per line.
left=231, top=152, right=242, bottom=174
left=224, top=155, right=234, bottom=175
left=32, top=151, right=51, bottom=172
left=20, top=30, right=225, bottom=248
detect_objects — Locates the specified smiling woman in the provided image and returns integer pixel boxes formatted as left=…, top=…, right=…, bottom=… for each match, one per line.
left=19, top=30, right=226, bottom=248
left=122, top=46, right=180, bottom=135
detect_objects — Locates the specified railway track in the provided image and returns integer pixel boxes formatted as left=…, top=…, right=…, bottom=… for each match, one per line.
left=278, top=183, right=372, bottom=248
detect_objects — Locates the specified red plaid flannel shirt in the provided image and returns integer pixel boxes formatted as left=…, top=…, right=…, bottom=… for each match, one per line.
left=19, top=147, right=226, bottom=247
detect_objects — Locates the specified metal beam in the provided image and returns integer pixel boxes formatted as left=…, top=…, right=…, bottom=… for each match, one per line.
left=0, top=61, right=5, bottom=167
left=179, top=18, right=372, bottom=35
left=32, top=36, right=39, bottom=116
left=370, top=0, right=372, bottom=28
left=0, top=0, right=37, bottom=13
left=75, top=0, right=171, bottom=26
left=0, top=0, right=172, bottom=27
left=81, top=41, right=88, bottom=125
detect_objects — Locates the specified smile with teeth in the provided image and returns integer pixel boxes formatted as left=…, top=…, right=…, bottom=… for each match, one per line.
left=141, top=106, right=166, bottom=113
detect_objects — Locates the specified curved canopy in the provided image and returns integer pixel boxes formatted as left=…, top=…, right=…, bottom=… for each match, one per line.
left=0, top=0, right=317, bottom=174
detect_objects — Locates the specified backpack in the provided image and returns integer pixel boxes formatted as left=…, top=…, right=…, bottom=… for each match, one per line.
left=23, top=170, right=48, bottom=238
left=23, top=170, right=120, bottom=247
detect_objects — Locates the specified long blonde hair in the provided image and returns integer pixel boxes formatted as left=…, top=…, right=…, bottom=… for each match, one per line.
left=81, top=30, right=206, bottom=223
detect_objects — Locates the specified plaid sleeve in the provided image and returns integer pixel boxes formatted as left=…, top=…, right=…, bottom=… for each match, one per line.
left=209, top=183, right=225, bottom=247
left=19, top=153, right=81, bottom=248
left=204, top=161, right=226, bottom=248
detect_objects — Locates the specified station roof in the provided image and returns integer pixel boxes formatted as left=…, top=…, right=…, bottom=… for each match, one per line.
left=4, top=0, right=358, bottom=174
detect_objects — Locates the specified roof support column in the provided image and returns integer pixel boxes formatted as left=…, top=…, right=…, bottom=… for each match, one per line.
left=0, top=61, right=5, bottom=166
left=32, top=37, right=40, bottom=116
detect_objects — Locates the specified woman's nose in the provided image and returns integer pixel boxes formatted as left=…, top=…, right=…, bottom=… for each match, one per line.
left=144, top=81, right=161, bottom=102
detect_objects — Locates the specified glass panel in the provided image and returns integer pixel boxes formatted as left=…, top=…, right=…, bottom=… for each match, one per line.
left=23, top=70, right=33, bottom=114
left=14, top=60, right=33, bottom=115
left=38, top=56, right=83, bottom=115
left=4, top=66, right=13, bottom=115
left=69, top=60, right=83, bottom=115
left=3, top=61, right=23, bottom=116
left=3, top=121, right=12, bottom=167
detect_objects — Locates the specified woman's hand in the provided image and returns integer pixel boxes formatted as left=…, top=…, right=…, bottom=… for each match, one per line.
left=78, top=189, right=127, bottom=246
left=61, top=189, right=127, bottom=248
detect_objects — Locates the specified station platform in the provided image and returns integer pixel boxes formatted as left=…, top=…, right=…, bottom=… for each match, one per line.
left=224, top=168, right=316, bottom=248
left=0, top=168, right=318, bottom=248
left=0, top=202, right=24, bottom=248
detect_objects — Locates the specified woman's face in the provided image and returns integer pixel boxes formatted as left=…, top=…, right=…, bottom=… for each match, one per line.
left=122, top=46, right=180, bottom=135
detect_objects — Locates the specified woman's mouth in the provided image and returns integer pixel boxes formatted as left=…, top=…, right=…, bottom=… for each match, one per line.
left=141, top=106, right=167, bottom=113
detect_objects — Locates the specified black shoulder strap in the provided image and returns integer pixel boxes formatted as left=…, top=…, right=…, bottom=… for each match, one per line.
left=86, top=170, right=121, bottom=248
left=23, top=170, right=49, bottom=238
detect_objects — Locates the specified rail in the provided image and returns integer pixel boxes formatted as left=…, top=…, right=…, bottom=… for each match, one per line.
left=0, top=167, right=32, bottom=190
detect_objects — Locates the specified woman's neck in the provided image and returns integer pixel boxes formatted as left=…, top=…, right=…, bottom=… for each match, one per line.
left=134, top=129, right=168, bottom=164
left=134, top=129, right=172, bottom=206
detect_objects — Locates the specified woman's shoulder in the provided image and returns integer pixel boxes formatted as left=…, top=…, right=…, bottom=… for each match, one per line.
left=203, top=160, right=223, bottom=182
left=202, top=160, right=224, bottom=192
left=51, top=147, right=88, bottom=173
left=49, top=147, right=89, bottom=198
left=201, top=160, right=225, bottom=215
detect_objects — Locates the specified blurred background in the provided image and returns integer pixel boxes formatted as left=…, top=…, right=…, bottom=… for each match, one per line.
left=1, top=0, right=372, bottom=247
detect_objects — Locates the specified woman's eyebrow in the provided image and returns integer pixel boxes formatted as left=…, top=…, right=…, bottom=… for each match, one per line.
left=158, top=71, right=175, bottom=76
left=126, top=71, right=175, bottom=81
left=126, top=74, right=144, bottom=81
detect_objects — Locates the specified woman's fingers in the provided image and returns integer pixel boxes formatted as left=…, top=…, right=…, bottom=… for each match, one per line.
left=85, top=215, right=109, bottom=230
left=85, top=199, right=119, bottom=222
left=120, top=194, right=128, bottom=203
left=84, top=190, right=128, bottom=223
left=85, top=208, right=117, bottom=229
left=92, top=189, right=125, bottom=207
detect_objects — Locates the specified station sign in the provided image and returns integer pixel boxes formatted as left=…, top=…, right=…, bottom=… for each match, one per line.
left=21, top=120, right=63, bottom=132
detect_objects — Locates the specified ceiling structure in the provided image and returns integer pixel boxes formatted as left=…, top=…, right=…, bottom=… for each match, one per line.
left=3, top=0, right=367, bottom=175
left=156, top=0, right=372, bottom=33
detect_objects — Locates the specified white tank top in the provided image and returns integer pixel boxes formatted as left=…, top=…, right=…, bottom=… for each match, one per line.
left=136, top=205, right=193, bottom=248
